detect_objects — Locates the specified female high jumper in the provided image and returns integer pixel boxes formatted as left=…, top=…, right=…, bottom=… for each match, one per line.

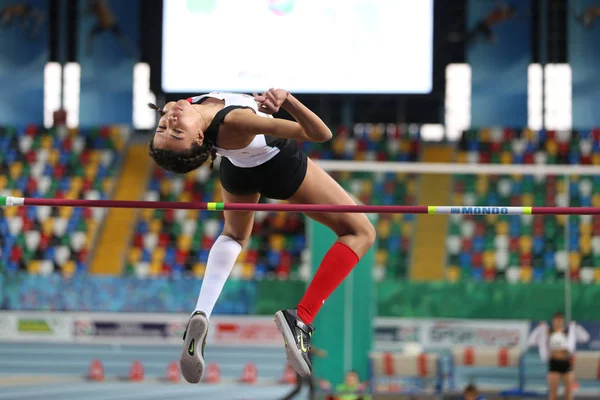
left=148, top=89, right=376, bottom=383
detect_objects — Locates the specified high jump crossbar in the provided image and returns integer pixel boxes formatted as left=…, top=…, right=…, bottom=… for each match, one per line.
left=1, top=196, right=600, bottom=215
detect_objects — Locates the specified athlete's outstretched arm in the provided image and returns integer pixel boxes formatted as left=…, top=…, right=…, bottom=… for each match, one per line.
left=280, top=93, right=332, bottom=142
left=227, top=88, right=332, bottom=143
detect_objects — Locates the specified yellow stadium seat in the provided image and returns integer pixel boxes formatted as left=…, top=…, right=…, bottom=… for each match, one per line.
left=140, top=208, right=153, bottom=220
left=12, top=189, right=23, bottom=198
left=184, top=171, right=196, bottom=182
left=0, top=175, right=7, bottom=189
left=193, top=262, right=206, bottom=277
left=238, top=250, right=247, bottom=263
left=485, top=214, right=498, bottom=224
left=149, top=219, right=163, bottom=234
left=87, top=219, right=97, bottom=232
left=523, top=128, right=534, bottom=141
left=62, top=261, right=77, bottom=278
left=496, top=221, right=509, bottom=236
left=9, top=162, right=22, bottom=180
left=89, top=150, right=100, bottom=164
left=593, top=154, right=600, bottom=165
left=581, top=223, right=592, bottom=236
left=269, top=235, right=285, bottom=252
left=546, top=140, right=557, bottom=155
left=110, top=125, right=121, bottom=137
left=377, top=220, right=391, bottom=239
left=569, top=252, right=581, bottom=270
left=242, top=263, right=255, bottom=280
left=68, top=128, right=78, bottom=137
left=456, top=152, right=467, bottom=163
left=580, top=238, right=591, bottom=255
left=401, top=224, right=412, bottom=237
left=332, top=138, right=345, bottom=154
left=376, top=249, right=388, bottom=265
left=407, top=180, right=417, bottom=196
left=392, top=213, right=403, bottom=222
left=160, top=180, right=172, bottom=195
left=363, top=180, right=373, bottom=195
left=3, top=206, right=17, bottom=217
left=594, top=268, right=600, bottom=283
left=355, top=152, right=366, bottom=161
left=187, top=209, right=199, bottom=220
left=66, top=189, right=78, bottom=200
left=128, top=248, right=142, bottom=264
left=521, top=194, right=533, bottom=206
left=102, top=178, right=113, bottom=194
left=41, top=135, right=53, bottom=149
left=149, top=260, right=162, bottom=276
left=85, top=165, right=98, bottom=180
left=42, top=219, right=54, bottom=236
left=59, top=207, right=73, bottom=219
left=177, top=235, right=192, bottom=252
left=452, top=193, right=463, bottom=206
left=556, top=215, right=567, bottom=226
left=476, top=177, right=489, bottom=196
left=480, top=128, right=490, bottom=142
left=49, top=149, right=60, bottom=166
left=152, top=248, right=165, bottom=263
left=520, top=267, right=532, bottom=283
left=178, top=192, right=192, bottom=202
left=27, top=261, right=41, bottom=275
left=400, top=140, right=410, bottom=153
left=71, top=177, right=83, bottom=191
left=519, top=236, right=533, bottom=253
left=593, top=194, right=600, bottom=207
left=557, top=180, right=567, bottom=194
left=500, top=152, right=513, bottom=164
left=483, top=251, right=495, bottom=269
left=446, top=266, right=460, bottom=282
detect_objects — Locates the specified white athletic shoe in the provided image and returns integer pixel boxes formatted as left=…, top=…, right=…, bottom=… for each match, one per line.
left=180, top=311, right=209, bottom=383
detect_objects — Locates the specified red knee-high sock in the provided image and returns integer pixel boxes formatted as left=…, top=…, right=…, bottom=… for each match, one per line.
left=297, top=242, right=359, bottom=325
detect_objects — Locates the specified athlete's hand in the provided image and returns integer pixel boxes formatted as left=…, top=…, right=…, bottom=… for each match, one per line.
left=253, top=88, right=289, bottom=114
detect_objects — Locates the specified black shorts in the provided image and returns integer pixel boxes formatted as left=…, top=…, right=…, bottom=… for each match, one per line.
left=219, top=139, right=308, bottom=200
left=549, top=358, right=572, bottom=374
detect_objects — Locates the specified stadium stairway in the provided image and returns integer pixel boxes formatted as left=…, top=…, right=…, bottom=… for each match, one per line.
left=410, top=146, right=453, bottom=280
left=90, top=143, right=152, bottom=275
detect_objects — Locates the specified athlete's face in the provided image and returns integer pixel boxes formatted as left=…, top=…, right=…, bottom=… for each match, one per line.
left=152, top=100, right=204, bottom=151
left=552, top=315, right=565, bottom=331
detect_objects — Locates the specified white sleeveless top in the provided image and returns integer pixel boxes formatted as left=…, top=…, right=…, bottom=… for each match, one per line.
left=188, top=92, right=281, bottom=168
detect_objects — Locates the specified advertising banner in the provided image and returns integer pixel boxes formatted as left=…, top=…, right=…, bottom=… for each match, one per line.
left=0, top=312, right=72, bottom=341
left=375, top=318, right=529, bottom=350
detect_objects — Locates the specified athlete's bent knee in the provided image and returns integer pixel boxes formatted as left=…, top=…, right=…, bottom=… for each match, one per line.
left=356, top=216, right=376, bottom=248
left=221, top=230, right=250, bottom=248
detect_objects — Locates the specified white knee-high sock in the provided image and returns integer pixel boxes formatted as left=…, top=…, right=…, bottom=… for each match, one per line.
left=194, top=235, right=242, bottom=318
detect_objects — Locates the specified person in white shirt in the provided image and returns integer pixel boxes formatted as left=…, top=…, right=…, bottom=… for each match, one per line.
left=527, top=312, right=590, bottom=400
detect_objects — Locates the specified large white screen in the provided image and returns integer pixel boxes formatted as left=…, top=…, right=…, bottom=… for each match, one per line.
left=162, top=0, right=433, bottom=94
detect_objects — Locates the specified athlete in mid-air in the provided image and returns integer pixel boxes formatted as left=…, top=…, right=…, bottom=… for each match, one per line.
left=147, top=89, right=376, bottom=383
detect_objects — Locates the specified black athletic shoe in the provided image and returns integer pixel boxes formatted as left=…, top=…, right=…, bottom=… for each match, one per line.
left=274, top=309, right=314, bottom=377
left=180, top=311, right=209, bottom=383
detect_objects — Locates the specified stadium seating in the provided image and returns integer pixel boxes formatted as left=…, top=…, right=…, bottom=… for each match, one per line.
left=0, top=125, right=129, bottom=277
left=448, top=128, right=600, bottom=283
left=127, top=124, right=421, bottom=280
left=301, top=123, right=421, bottom=162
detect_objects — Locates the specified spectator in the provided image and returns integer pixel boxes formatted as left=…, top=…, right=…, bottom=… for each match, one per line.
left=463, top=383, right=485, bottom=400
left=335, top=370, right=371, bottom=400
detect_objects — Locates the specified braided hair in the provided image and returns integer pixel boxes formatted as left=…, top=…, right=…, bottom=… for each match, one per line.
left=147, top=102, right=218, bottom=173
